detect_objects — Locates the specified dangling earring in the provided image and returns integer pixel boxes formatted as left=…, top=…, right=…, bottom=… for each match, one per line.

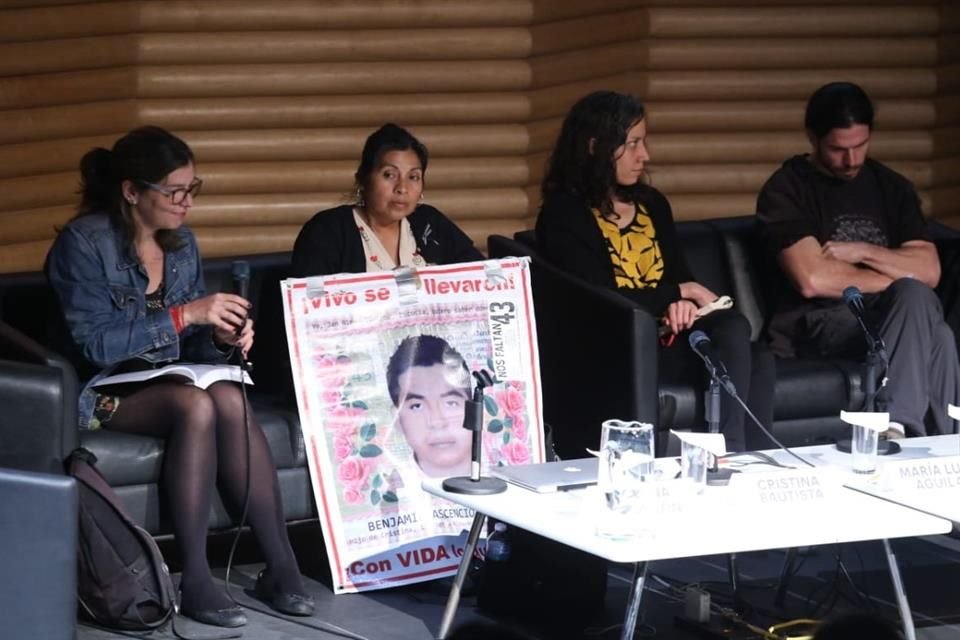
left=355, top=187, right=365, bottom=209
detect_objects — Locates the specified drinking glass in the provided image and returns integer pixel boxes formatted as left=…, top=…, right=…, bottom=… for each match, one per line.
left=851, top=424, right=879, bottom=474
left=680, top=440, right=708, bottom=494
left=596, top=420, right=655, bottom=539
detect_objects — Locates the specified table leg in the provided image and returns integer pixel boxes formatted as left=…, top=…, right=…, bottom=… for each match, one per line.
left=883, top=538, right=916, bottom=640
left=437, top=512, right=487, bottom=640
left=774, top=547, right=798, bottom=606
left=620, top=561, right=648, bottom=640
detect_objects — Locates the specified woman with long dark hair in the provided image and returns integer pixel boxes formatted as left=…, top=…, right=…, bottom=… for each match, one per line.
left=46, top=126, right=314, bottom=627
left=291, top=122, right=482, bottom=277
left=536, top=91, right=774, bottom=451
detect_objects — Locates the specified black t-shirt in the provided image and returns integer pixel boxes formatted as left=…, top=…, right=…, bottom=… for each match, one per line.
left=758, top=155, right=927, bottom=254
left=756, top=155, right=930, bottom=354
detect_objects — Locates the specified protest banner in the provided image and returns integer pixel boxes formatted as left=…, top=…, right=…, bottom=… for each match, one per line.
left=281, top=259, right=544, bottom=593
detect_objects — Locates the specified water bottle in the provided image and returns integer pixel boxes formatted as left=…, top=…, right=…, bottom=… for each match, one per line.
left=485, top=522, right=511, bottom=563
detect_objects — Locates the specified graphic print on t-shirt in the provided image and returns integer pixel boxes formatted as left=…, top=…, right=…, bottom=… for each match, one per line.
left=829, top=214, right=888, bottom=247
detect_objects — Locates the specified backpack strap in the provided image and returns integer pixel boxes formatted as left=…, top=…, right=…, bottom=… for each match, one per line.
left=68, top=449, right=128, bottom=516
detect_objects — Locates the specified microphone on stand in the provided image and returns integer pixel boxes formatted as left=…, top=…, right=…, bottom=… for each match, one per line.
left=837, top=286, right=900, bottom=456
left=688, top=331, right=737, bottom=484
left=688, top=331, right=737, bottom=396
left=842, top=286, right=887, bottom=363
left=687, top=330, right=818, bottom=475
left=443, top=369, right=507, bottom=495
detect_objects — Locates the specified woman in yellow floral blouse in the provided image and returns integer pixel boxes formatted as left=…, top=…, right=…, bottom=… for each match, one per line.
left=535, top=91, right=774, bottom=452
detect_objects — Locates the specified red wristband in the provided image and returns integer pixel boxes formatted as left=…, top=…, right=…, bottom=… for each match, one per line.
left=170, top=306, right=185, bottom=334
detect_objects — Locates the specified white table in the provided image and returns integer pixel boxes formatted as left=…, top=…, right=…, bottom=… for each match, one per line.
left=806, top=434, right=960, bottom=523
left=425, top=453, right=952, bottom=640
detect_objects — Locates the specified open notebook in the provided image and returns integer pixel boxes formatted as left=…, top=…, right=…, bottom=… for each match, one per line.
left=490, top=458, right=598, bottom=493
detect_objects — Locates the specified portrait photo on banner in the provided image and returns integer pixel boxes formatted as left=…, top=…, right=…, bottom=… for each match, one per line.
left=282, top=260, right=544, bottom=592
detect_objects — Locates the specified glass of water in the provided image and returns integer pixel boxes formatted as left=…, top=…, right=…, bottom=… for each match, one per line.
left=596, top=420, right=655, bottom=539
left=851, top=424, right=879, bottom=474
left=680, top=440, right=708, bottom=494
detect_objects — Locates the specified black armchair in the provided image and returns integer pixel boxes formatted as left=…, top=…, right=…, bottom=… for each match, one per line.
left=0, top=320, right=78, bottom=473
left=487, top=234, right=665, bottom=458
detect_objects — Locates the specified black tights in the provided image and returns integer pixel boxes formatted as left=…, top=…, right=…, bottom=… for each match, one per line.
left=107, top=381, right=302, bottom=612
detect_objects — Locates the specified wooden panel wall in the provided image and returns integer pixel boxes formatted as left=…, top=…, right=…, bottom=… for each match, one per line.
left=528, top=1, right=960, bottom=226
left=0, top=0, right=957, bottom=273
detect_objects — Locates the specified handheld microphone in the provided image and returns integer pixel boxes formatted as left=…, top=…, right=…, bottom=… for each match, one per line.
left=232, top=260, right=250, bottom=300
left=842, top=286, right=886, bottom=363
left=688, top=330, right=736, bottom=395
left=232, top=260, right=250, bottom=337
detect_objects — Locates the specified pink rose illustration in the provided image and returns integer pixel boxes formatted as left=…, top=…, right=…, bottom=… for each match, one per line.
left=496, top=386, right=525, bottom=419
left=338, top=456, right=375, bottom=489
left=510, top=414, right=527, bottom=442
left=313, top=354, right=350, bottom=389
left=321, top=389, right=343, bottom=404
left=326, top=405, right=366, bottom=433
left=333, top=434, right=353, bottom=461
left=343, top=487, right=364, bottom=505
left=313, top=354, right=336, bottom=369
left=501, top=440, right=530, bottom=465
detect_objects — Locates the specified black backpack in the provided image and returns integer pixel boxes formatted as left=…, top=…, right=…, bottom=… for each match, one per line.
left=68, top=448, right=177, bottom=631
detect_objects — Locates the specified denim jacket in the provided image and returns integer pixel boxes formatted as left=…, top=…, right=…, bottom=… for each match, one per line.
left=45, top=213, right=228, bottom=429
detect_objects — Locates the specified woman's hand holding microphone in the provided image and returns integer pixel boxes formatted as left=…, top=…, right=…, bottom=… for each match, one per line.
left=182, top=293, right=254, bottom=357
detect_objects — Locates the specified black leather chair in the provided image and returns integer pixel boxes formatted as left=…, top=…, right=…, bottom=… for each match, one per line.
left=0, top=253, right=315, bottom=536
left=488, top=233, right=664, bottom=458
left=0, top=320, right=78, bottom=474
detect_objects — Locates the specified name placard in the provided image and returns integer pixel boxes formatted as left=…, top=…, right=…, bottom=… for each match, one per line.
left=729, top=469, right=839, bottom=508
left=881, top=456, right=960, bottom=492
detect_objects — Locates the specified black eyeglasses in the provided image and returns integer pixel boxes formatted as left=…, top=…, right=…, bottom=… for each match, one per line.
left=138, top=178, right=203, bottom=204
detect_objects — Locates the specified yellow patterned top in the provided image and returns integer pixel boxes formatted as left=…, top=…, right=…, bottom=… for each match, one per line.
left=592, top=202, right=664, bottom=289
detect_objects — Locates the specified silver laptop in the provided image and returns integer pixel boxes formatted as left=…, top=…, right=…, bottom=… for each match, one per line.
left=491, top=458, right=598, bottom=493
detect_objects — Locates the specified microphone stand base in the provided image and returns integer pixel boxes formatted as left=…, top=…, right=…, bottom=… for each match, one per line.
left=443, top=476, right=508, bottom=495
left=835, top=438, right=901, bottom=456
left=706, top=468, right=737, bottom=487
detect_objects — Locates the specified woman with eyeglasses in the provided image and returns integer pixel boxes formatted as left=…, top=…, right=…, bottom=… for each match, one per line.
left=45, top=126, right=314, bottom=627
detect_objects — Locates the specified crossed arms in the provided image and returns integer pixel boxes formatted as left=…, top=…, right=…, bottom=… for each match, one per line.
left=778, top=236, right=940, bottom=300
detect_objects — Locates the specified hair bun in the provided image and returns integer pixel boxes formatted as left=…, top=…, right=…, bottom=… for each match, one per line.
left=79, top=147, right=113, bottom=182
left=78, top=147, right=115, bottom=206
